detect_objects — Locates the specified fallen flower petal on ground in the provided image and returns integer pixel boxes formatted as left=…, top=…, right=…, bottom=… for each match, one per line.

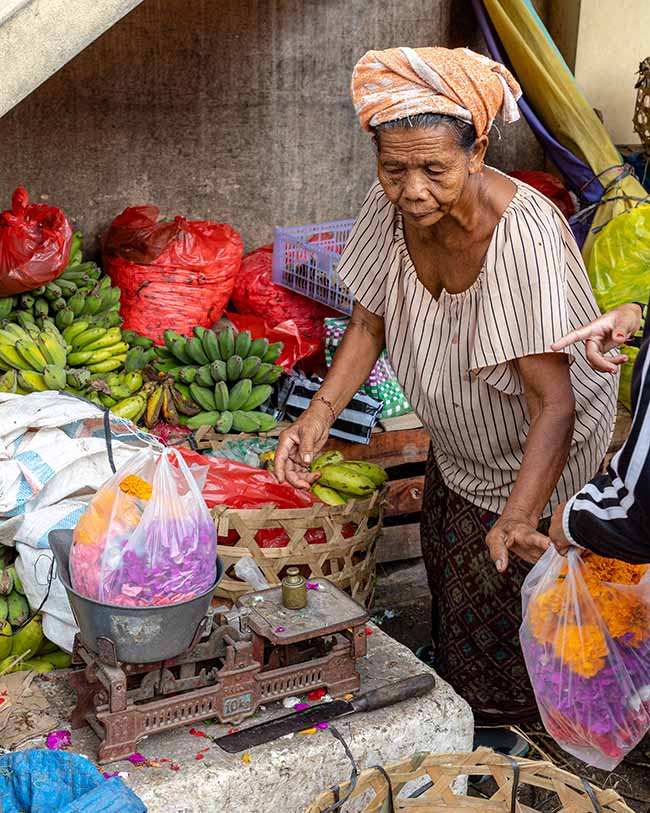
left=46, top=729, right=71, bottom=750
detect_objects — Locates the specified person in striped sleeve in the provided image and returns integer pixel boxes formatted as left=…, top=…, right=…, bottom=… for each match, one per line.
left=274, top=47, right=618, bottom=748
left=549, top=301, right=650, bottom=563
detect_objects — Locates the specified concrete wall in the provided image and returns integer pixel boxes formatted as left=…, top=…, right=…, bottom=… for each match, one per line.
left=574, top=0, right=650, bottom=144
left=0, top=0, right=545, bottom=254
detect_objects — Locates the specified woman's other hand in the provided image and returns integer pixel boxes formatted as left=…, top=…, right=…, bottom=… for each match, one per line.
left=550, top=303, right=643, bottom=374
left=485, top=511, right=550, bottom=572
left=274, top=404, right=332, bottom=489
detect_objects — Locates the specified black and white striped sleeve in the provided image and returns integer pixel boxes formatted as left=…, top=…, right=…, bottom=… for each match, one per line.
left=563, top=335, right=650, bottom=564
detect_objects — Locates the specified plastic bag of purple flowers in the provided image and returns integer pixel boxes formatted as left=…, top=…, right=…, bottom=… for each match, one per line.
left=70, top=446, right=217, bottom=607
left=520, top=547, right=650, bottom=769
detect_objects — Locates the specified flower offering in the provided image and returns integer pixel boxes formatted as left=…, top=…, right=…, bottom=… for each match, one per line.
left=70, top=447, right=217, bottom=607
left=520, top=548, right=650, bottom=769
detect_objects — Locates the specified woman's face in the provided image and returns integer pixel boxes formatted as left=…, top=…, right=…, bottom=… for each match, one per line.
left=376, top=125, right=487, bottom=229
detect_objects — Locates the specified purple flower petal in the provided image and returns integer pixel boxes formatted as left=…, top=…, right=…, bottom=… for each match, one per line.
left=46, top=729, right=71, bottom=750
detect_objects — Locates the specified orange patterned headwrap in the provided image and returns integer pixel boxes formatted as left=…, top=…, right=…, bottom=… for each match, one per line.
left=351, top=46, right=521, bottom=137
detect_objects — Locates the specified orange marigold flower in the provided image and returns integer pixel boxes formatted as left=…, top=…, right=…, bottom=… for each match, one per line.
left=119, top=475, right=153, bottom=501
left=553, top=623, right=608, bottom=678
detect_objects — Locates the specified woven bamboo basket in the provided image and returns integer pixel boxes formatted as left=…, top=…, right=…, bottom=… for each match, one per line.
left=305, top=748, right=633, bottom=813
left=633, top=57, right=650, bottom=158
left=211, top=487, right=387, bottom=607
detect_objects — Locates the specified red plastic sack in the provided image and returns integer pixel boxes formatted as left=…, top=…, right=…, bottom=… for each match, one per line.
left=179, top=449, right=317, bottom=509
left=178, top=449, right=333, bottom=548
left=103, top=205, right=243, bottom=344
left=0, top=187, right=72, bottom=296
left=509, top=170, right=575, bottom=219
left=231, top=244, right=336, bottom=345
left=227, top=312, right=321, bottom=371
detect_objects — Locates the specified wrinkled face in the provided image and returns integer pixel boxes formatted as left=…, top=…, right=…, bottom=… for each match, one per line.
left=376, top=125, right=486, bottom=228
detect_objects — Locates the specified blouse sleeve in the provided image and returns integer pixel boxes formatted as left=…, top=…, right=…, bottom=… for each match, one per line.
left=469, top=197, right=575, bottom=395
left=336, top=181, right=396, bottom=317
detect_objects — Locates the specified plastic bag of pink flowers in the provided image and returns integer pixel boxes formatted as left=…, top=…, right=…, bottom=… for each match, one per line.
left=70, top=447, right=216, bottom=607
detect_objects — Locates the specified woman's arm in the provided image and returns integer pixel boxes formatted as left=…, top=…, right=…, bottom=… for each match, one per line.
left=549, top=335, right=650, bottom=564
left=274, top=302, right=385, bottom=488
left=485, top=352, right=575, bottom=572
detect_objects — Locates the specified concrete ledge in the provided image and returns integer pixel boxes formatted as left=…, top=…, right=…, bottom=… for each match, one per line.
left=0, top=0, right=144, bottom=118
left=48, top=625, right=473, bottom=812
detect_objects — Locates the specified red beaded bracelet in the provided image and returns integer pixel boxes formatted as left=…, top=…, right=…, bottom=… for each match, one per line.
left=312, top=395, right=337, bottom=424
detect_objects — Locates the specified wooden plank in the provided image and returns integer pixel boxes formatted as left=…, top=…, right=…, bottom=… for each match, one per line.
left=384, top=476, right=424, bottom=518
left=376, top=524, right=422, bottom=563
left=325, top=427, right=429, bottom=469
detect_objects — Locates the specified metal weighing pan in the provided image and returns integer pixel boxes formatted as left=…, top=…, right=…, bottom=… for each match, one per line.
left=49, top=529, right=223, bottom=663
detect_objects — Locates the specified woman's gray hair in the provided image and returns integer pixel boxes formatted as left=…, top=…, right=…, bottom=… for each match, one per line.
left=374, top=112, right=477, bottom=151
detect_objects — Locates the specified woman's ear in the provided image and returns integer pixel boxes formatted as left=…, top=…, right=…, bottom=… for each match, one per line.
left=468, top=135, right=489, bottom=174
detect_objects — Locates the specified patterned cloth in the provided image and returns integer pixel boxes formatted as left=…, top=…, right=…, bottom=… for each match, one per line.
left=421, top=447, right=545, bottom=725
left=323, top=317, right=412, bottom=419
left=351, top=46, right=521, bottom=136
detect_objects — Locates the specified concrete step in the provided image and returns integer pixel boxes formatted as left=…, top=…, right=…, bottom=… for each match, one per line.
left=0, top=0, right=144, bottom=119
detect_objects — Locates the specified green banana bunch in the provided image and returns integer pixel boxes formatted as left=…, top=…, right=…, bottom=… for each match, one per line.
left=125, top=346, right=156, bottom=372
left=0, top=370, right=17, bottom=393
left=310, top=450, right=344, bottom=472
left=0, top=569, right=14, bottom=596
left=7, top=590, right=29, bottom=628
left=317, top=464, right=377, bottom=496
left=311, top=483, right=348, bottom=506
left=0, top=296, right=15, bottom=320
left=122, top=329, right=155, bottom=350
left=308, top=455, right=388, bottom=504
left=67, top=231, right=84, bottom=267
left=335, top=460, right=389, bottom=487
left=111, top=393, right=148, bottom=423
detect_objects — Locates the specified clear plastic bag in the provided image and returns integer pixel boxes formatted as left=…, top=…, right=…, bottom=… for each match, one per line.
left=70, top=447, right=217, bottom=607
left=520, top=548, right=650, bottom=769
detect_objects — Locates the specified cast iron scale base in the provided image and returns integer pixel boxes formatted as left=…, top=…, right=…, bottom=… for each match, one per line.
left=69, top=579, right=369, bottom=763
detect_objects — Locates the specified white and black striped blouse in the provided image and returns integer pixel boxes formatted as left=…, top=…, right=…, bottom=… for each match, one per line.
left=337, top=173, right=617, bottom=517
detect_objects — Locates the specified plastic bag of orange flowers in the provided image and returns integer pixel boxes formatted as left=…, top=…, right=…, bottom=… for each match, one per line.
left=69, top=447, right=217, bottom=608
left=520, top=548, right=650, bottom=769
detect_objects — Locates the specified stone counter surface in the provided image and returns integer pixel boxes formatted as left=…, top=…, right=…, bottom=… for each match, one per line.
left=45, top=625, right=473, bottom=813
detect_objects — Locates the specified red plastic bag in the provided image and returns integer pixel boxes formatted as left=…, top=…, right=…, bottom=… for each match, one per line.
left=231, top=244, right=336, bottom=346
left=227, top=312, right=321, bottom=371
left=179, top=449, right=316, bottom=509
left=0, top=187, right=72, bottom=296
left=509, top=171, right=575, bottom=219
left=178, top=449, right=331, bottom=548
left=103, top=205, right=243, bottom=344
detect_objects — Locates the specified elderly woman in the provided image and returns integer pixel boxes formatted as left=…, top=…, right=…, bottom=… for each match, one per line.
left=275, top=47, right=617, bottom=729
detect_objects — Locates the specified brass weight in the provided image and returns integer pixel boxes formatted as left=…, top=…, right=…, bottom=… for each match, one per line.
left=281, top=567, right=307, bottom=609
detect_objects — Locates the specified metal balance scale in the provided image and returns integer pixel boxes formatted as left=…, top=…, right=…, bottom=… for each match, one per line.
left=49, top=531, right=369, bottom=764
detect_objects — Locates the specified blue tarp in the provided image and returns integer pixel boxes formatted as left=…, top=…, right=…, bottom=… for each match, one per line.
left=0, top=751, right=146, bottom=813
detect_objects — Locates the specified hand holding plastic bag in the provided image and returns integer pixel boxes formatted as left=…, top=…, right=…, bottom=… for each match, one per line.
left=70, top=447, right=217, bottom=606
left=521, top=548, right=650, bottom=768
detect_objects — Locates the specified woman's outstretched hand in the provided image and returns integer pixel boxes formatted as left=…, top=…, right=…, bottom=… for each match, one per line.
left=551, top=303, right=642, bottom=374
left=485, top=511, right=550, bottom=572
left=274, top=405, right=332, bottom=489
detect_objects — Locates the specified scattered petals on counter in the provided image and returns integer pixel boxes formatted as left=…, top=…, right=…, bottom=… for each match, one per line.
left=46, top=729, right=71, bottom=750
